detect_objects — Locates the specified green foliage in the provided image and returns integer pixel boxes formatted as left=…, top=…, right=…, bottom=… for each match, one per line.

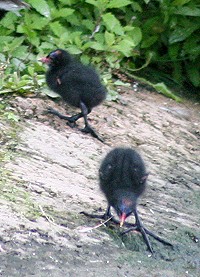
left=137, top=0, right=200, bottom=89
left=0, top=0, right=199, bottom=99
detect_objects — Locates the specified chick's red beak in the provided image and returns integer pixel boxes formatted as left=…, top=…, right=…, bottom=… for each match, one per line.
left=119, top=212, right=127, bottom=227
left=38, top=57, right=51, bottom=64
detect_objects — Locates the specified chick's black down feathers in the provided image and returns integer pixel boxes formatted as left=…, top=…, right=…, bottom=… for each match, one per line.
left=99, top=147, right=147, bottom=211
left=45, top=50, right=106, bottom=109
left=81, top=147, right=173, bottom=253
left=41, top=49, right=107, bottom=141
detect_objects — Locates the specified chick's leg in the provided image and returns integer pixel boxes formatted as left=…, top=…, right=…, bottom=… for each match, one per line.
left=80, top=102, right=103, bottom=142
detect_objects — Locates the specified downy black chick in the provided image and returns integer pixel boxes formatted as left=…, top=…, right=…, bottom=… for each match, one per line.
left=99, top=147, right=147, bottom=226
left=40, top=49, right=107, bottom=142
left=81, top=147, right=173, bottom=253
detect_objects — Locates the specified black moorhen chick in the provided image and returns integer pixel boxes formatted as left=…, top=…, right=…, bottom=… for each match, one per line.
left=82, top=147, right=173, bottom=253
left=40, top=49, right=107, bottom=142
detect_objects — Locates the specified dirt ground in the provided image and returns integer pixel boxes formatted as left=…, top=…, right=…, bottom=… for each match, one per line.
left=0, top=85, right=199, bottom=277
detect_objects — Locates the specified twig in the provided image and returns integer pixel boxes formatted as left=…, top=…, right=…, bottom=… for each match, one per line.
left=79, top=216, right=113, bottom=233
left=39, top=205, right=55, bottom=224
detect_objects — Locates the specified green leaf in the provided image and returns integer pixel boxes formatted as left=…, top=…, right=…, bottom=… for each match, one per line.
left=55, top=32, right=70, bottom=45
left=82, top=19, right=95, bottom=31
left=41, top=88, right=61, bottom=98
left=126, top=73, right=182, bottom=101
left=153, top=82, right=181, bottom=101
left=40, top=42, right=56, bottom=50
left=141, top=36, right=158, bottom=48
left=174, top=6, right=200, bottom=16
left=0, top=53, right=6, bottom=62
left=104, top=31, right=115, bottom=46
left=50, top=22, right=67, bottom=37
left=102, top=13, right=124, bottom=35
left=81, top=41, right=94, bottom=51
left=29, top=0, right=51, bottom=17
left=27, top=66, right=35, bottom=76
left=94, top=33, right=105, bottom=44
left=52, top=8, right=74, bottom=18
left=13, top=46, right=29, bottom=59
left=9, top=37, right=24, bottom=52
left=105, top=54, right=120, bottom=68
left=85, top=0, right=99, bottom=7
left=66, top=46, right=82, bottom=55
left=186, top=64, right=200, bottom=87
left=0, top=36, right=16, bottom=52
left=90, top=42, right=105, bottom=51
left=168, top=44, right=180, bottom=60
left=106, top=88, right=119, bottom=101
left=21, top=27, right=40, bottom=47
left=80, top=54, right=91, bottom=65
left=4, top=112, right=20, bottom=122
left=65, top=13, right=80, bottom=25
left=25, top=14, right=50, bottom=30
left=114, top=80, right=130, bottom=87
left=183, top=35, right=200, bottom=59
left=107, top=0, right=131, bottom=9
left=59, top=0, right=75, bottom=4
left=86, top=0, right=108, bottom=10
left=0, top=12, right=18, bottom=30
left=0, top=89, right=12, bottom=94
left=131, top=2, right=142, bottom=12
left=127, top=27, right=142, bottom=47
left=113, top=39, right=135, bottom=56
left=172, top=0, right=192, bottom=6
left=169, top=25, right=198, bottom=44
left=12, top=58, right=26, bottom=71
